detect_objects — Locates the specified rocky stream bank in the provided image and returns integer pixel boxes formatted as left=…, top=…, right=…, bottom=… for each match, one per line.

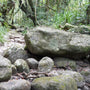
left=0, top=25, right=90, bottom=90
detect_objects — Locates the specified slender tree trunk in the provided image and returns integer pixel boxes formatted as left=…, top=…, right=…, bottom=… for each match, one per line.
left=45, top=0, right=49, bottom=12
left=56, top=0, right=60, bottom=12
left=86, top=1, right=90, bottom=24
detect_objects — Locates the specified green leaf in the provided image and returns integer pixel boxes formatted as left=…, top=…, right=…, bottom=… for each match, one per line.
left=0, top=13, right=2, bottom=16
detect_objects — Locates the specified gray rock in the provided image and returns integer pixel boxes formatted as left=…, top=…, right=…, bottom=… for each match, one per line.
left=57, top=70, right=84, bottom=87
left=54, top=57, right=76, bottom=70
left=63, top=23, right=77, bottom=30
left=68, top=25, right=90, bottom=35
left=38, top=57, right=54, bottom=72
left=58, top=70, right=85, bottom=89
left=4, top=47, right=29, bottom=63
left=26, top=58, right=38, bottom=69
left=0, top=79, right=31, bottom=90
left=11, top=64, right=17, bottom=74
left=80, top=68, right=90, bottom=77
left=25, top=26, right=90, bottom=59
left=77, top=81, right=85, bottom=88
left=85, top=75, right=90, bottom=84
left=83, top=86, right=89, bottom=90
left=0, top=55, right=12, bottom=82
left=31, top=74, right=77, bottom=90
left=63, top=23, right=90, bottom=35
left=14, top=59, right=29, bottom=73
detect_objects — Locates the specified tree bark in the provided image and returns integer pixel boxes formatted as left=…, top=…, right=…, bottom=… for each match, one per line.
left=86, top=4, right=90, bottom=24
left=19, top=0, right=38, bottom=26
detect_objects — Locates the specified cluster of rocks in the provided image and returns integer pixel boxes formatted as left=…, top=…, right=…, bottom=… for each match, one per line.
left=0, top=54, right=88, bottom=90
left=0, top=26, right=90, bottom=90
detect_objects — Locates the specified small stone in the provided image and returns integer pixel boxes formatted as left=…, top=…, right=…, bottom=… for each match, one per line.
left=78, top=88, right=82, bottom=90
left=80, top=68, right=90, bottom=76
left=14, top=59, right=29, bottom=73
left=77, top=81, right=85, bottom=88
left=26, top=58, right=38, bottom=69
left=85, top=75, right=90, bottom=84
left=83, top=86, right=89, bottom=90
left=11, top=64, right=17, bottom=74
left=0, top=79, right=31, bottom=90
left=38, top=57, right=54, bottom=72
left=63, top=23, right=77, bottom=30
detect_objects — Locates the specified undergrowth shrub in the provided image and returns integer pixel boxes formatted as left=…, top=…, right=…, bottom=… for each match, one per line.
left=0, top=25, right=9, bottom=43
left=52, top=0, right=89, bottom=29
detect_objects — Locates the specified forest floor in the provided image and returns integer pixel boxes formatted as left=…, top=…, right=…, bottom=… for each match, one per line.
left=0, top=30, right=25, bottom=55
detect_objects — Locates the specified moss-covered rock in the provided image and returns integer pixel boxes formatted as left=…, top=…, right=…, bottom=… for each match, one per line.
left=31, top=75, right=77, bottom=90
left=0, top=55, right=12, bottom=82
left=11, top=64, right=17, bottom=74
left=24, top=26, right=90, bottom=59
left=68, top=25, right=90, bottom=35
left=14, top=59, right=29, bottom=73
left=54, top=57, right=76, bottom=70
left=81, top=71, right=90, bottom=77
left=63, top=23, right=77, bottom=30
left=57, top=70, right=84, bottom=88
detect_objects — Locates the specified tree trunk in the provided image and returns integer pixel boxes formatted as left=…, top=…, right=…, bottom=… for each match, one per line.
left=86, top=4, right=90, bottom=24
left=56, top=0, right=60, bottom=12
left=45, top=0, right=49, bottom=12
left=19, top=0, right=38, bottom=26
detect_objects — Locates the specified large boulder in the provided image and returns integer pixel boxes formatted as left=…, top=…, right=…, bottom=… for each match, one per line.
left=24, top=26, right=90, bottom=59
left=4, top=46, right=29, bottom=64
left=0, top=79, right=31, bottom=90
left=0, top=55, right=12, bottom=82
left=31, top=74, right=77, bottom=90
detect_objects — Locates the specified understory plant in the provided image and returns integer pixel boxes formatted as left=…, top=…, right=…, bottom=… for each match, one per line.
left=0, top=25, right=9, bottom=43
left=52, top=0, right=89, bottom=29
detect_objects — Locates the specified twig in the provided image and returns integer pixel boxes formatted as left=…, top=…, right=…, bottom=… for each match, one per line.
left=16, top=73, right=24, bottom=79
left=27, top=71, right=49, bottom=76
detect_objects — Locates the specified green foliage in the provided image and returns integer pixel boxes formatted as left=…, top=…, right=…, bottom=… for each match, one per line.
left=0, top=0, right=15, bottom=28
left=0, top=25, right=9, bottom=43
left=51, top=0, right=89, bottom=29
left=21, top=30, right=27, bottom=35
left=1, top=0, right=89, bottom=29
